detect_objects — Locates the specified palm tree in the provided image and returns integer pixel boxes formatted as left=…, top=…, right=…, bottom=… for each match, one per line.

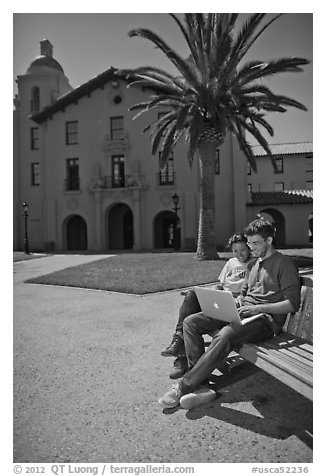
left=121, top=13, right=309, bottom=260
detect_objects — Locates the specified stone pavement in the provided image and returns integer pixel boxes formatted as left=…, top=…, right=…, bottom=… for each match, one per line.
left=13, top=254, right=313, bottom=463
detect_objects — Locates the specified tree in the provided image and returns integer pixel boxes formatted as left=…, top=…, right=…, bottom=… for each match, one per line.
left=121, top=13, right=309, bottom=260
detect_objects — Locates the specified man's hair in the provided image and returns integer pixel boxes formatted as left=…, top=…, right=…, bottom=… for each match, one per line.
left=245, top=218, right=275, bottom=240
left=227, top=232, right=248, bottom=249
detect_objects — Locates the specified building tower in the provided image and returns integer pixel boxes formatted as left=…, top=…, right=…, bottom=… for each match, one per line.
left=13, top=40, right=73, bottom=250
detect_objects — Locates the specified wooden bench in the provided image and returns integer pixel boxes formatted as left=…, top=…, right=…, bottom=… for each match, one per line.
left=238, top=275, right=313, bottom=401
left=181, top=275, right=313, bottom=400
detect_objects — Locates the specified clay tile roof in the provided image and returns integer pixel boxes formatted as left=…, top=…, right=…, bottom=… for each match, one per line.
left=252, top=142, right=313, bottom=157
left=29, top=66, right=166, bottom=124
left=249, top=190, right=313, bottom=206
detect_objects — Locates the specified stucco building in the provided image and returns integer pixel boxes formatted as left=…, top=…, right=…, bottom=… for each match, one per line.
left=13, top=40, right=313, bottom=252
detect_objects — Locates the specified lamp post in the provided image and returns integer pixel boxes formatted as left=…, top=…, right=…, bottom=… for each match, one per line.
left=22, top=201, right=30, bottom=254
left=172, top=193, right=180, bottom=251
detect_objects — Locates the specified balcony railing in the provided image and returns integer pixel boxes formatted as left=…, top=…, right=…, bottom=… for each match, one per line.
left=104, top=175, right=134, bottom=189
left=64, top=177, right=80, bottom=191
left=157, top=172, right=175, bottom=186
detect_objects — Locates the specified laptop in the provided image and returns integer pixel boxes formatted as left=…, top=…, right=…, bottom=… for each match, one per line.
left=194, top=286, right=263, bottom=326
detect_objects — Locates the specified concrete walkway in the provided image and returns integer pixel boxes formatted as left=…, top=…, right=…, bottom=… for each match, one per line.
left=13, top=255, right=313, bottom=463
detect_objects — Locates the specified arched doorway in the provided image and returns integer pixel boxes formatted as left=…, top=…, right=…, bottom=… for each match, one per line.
left=66, top=215, right=87, bottom=251
left=259, top=209, right=285, bottom=247
left=154, top=211, right=180, bottom=249
left=108, top=203, right=134, bottom=249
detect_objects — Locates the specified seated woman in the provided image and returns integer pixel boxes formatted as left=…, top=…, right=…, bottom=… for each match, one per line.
left=161, top=233, right=254, bottom=379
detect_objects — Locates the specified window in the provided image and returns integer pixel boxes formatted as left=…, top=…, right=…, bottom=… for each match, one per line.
left=31, top=163, right=40, bottom=186
left=274, top=157, right=284, bottom=174
left=30, top=86, right=40, bottom=112
left=306, top=181, right=313, bottom=190
left=66, top=121, right=78, bottom=145
left=215, top=149, right=220, bottom=174
left=30, top=128, right=39, bottom=150
left=66, top=158, right=79, bottom=190
left=110, top=116, right=124, bottom=140
left=305, top=155, right=313, bottom=172
left=158, top=153, right=174, bottom=185
left=274, top=182, right=284, bottom=191
left=247, top=161, right=252, bottom=175
left=112, top=155, right=125, bottom=187
left=247, top=183, right=252, bottom=193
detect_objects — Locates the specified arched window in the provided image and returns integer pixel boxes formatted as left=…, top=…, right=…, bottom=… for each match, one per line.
left=30, top=86, right=40, bottom=112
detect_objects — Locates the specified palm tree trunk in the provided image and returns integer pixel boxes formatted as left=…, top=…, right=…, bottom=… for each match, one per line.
left=196, top=141, right=218, bottom=260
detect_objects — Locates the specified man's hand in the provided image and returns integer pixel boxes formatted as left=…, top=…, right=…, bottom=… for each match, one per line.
left=238, top=305, right=262, bottom=318
left=235, top=295, right=245, bottom=308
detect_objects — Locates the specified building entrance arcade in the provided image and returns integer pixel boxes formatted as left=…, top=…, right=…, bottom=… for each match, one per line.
left=107, top=203, right=134, bottom=250
left=154, top=211, right=180, bottom=249
left=64, top=214, right=88, bottom=251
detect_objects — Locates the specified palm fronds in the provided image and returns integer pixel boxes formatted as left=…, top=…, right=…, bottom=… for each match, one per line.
left=124, top=13, right=310, bottom=172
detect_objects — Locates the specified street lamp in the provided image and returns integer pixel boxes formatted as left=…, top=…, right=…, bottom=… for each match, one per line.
left=22, top=201, right=30, bottom=255
left=172, top=193, right=180, bottom=251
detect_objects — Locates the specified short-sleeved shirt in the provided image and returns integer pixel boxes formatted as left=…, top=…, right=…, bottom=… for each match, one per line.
left=243, top=251, right=301, bottom=326
left=218, top=257, right=253, bottom=296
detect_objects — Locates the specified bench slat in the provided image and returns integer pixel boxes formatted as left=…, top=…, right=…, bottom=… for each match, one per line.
left=270, top=334, right=313, bottom=359
left=267, top=341, right=313, bottom=362
left=239, top=343, right=313, bottom=401
left=240, top=344, right=313, bottom=400
left=239, top=344, right=313, bottom=384
left=251, top=344, right=313, bottom=373
left=284, top=285, right=313, bottom=342
left=260, top=338, right=313, bottom=365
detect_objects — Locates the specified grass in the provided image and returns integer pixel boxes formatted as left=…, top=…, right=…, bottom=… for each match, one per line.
left=26, top=252, right=228, bottom=294
left=24, top=250, right=313, bottom=295
left=14, top=251, right=49, bottom=262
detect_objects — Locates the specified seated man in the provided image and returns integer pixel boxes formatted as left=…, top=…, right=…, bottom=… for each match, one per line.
left=159, top=218, right=301, bottom=409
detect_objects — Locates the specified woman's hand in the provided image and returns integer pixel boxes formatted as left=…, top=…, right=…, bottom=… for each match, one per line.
left=235, top=295, right=244, bottom=308
left=215, top=282, right=224, bottom=290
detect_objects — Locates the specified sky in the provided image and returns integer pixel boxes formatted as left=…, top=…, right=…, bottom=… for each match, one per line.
left=12, top=11, right=313, bottom=146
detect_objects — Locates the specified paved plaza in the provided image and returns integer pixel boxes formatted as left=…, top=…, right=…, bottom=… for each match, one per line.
left=13, top=254, right=313, bottom=463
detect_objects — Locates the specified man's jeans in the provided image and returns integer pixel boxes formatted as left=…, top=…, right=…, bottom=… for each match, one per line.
left=180, top=312, right=274, bottom=393
left=175, top=289, right=201, bottom=336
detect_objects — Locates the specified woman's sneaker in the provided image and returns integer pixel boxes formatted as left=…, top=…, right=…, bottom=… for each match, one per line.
left=169, top=357, right=188, bottom=379
left=161, top=333, right=185, bottom=357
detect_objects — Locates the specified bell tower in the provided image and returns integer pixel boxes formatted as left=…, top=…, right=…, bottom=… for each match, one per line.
left=15, top=39, right=73, bottom=115
left=13, top=40, right=73, bottom=251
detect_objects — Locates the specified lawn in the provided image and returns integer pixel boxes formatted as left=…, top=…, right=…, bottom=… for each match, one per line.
left=25, top=250, right=313, bottom=295
left=26, top=252, right=227, bottom=294
left=14, top=251, right=49, bottom=262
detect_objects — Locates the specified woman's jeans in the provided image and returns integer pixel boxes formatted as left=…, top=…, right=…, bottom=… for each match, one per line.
left=174, top=289, right=201, bottom=336
left=180, top=312, right=274, bottom=393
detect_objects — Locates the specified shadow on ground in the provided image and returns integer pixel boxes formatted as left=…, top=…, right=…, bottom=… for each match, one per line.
left=164, top=363, right=313, bottom=449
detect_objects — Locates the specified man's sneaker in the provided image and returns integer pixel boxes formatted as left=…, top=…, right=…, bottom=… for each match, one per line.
left=169, top=357, right=188, bottom=379
left=161, top=334, right=185, bottom=357
left=180, top=387, right=216, bottom=410
left=158, top=382, right=183, bottom=409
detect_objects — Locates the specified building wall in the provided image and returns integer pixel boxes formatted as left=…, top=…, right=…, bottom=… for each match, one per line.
left=13, top=49, right=312, bottom=252
left=248, top=153, right=313, bottom=192
left=247, top=204, right=312, bottom=246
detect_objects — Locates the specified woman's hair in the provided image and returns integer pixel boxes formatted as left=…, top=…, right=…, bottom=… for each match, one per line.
left=227, top=232, right=249, bottom=250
